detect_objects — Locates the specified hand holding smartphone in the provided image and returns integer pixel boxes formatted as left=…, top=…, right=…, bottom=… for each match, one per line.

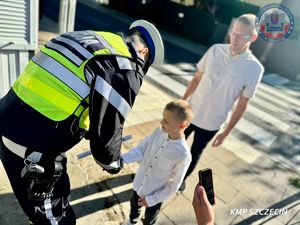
left=198, top=168, right=215, bottom=205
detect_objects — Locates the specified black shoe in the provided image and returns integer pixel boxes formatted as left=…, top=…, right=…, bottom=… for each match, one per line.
left=179, top=180, right=186, bottom=192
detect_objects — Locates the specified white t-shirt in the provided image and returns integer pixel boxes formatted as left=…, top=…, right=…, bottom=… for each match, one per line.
left=122, top=128, right=191, bottom=207
left=189, top=44, right=264, bottom=131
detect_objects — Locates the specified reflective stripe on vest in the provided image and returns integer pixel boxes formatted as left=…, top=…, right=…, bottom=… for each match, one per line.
left=13, top=61, right=82, bottom=121
left=95, top=31, right=131, bottom=57
left=93, top=31, right=118, bottom=54
left=55, top=35, right=94, bottom=60
left=94, top=76, right=131, bottom=118
left=95, top=32, right=132, bottom=70
left=46, top=41, right=83, bottom=66
left=32, top=52, right=90, bottom=99
left=116, top=56, right=133, bottom=70
left=13, top=31, right=135, bottom=124
left=85, top=70, right=93, bottom=85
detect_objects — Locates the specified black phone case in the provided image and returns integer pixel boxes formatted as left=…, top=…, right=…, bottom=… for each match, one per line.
left=198, top=168, right=215, bottom=205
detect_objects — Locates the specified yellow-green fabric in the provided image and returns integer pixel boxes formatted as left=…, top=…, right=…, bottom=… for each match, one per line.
left=12, top=31, right=131, bottom=130
left=96, top=32, right=131, bottom=57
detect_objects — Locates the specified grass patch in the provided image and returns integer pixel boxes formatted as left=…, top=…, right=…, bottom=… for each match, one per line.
left=288, top=175, right=300, bottom=188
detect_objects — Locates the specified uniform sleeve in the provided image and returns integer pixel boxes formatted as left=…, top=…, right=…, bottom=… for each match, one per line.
left=89, top=89, right=124, bottom=166
left=86, top=57, right=143, bottom=167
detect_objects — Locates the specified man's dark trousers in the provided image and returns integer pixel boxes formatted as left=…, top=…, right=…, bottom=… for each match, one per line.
left=184, top=123, right=218, bottom=179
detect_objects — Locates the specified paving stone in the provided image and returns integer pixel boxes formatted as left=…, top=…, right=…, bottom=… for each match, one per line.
left=221, top=193, right=260, bottom=225
left=0, top=161, right=11, bottom=190
left=212, top=175, right=238, bottom=204
left=193, top=159, right=212, bottom=176
left=229, top=176, right=263, bottom=203
left=149, top=110, right=165, bottom=121
left=209, top=147, right=239, bottom=166
left=159, top=194, right=197, bottom=225
left=135, top=120, right=160, bottom=136
left=198, top=150, right=217, bottom=166
left=179, top=175, right=198, bottom=202
left=259, top=167, right=297, bottom=190
left=0, top=193, right=27, bottom=224
left=224, top=136, right=262, bottom=164
left=229, top=217, right=251, bottom=225
left=122, top=126, right=147, bottom=146
left=274, top=204, right=300, bottom=225
left=213, top=198, right=242, bottom=225
left=251, top=217, right=286, bottom=225
left=208, top=159, right=239, bottom=183
left=156, top=212, right=176, bottom=225
left=255, top=187, right=287, bottom=209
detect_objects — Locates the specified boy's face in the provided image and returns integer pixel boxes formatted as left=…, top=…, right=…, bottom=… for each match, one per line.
left=160, top=109, right=183, bottom=134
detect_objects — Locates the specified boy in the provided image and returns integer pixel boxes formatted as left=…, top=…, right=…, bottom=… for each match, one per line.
left=121, top=99, right=193, bottom=225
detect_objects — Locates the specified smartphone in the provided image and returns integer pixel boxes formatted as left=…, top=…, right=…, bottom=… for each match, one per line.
left=198, top=168, right=215, bottom=205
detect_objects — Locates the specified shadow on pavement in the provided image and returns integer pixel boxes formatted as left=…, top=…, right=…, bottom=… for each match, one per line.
left=235, top=191, right=300, bottom=225
left=0, top=193, right=27, bottom=224
left=70, top=173, right=135, bottom=219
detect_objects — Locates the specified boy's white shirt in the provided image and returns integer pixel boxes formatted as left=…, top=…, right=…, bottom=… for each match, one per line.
left=122, top=127, right=191, bottom=207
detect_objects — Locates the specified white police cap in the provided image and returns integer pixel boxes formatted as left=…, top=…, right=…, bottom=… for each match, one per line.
left=129, top=20, right=164, bottom=65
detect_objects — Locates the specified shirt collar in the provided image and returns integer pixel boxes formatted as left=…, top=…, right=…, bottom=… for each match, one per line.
left=228, top=45, right=251, bottom=59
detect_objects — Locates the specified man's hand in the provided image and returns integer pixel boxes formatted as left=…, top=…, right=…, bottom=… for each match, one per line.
left=212, top=95, right=249, bottom=147
left=211, top=131, right=228, bottom=147
left=138, top=197, right=148, bottom=207
left=193, top=185, right=215, bottom=225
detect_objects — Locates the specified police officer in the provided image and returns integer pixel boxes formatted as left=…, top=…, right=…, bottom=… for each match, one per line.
left=0, top=20, right=164, bottom=225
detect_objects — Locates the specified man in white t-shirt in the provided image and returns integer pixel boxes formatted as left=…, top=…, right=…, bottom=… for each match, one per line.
left=180, top=14, right=264, bottom=191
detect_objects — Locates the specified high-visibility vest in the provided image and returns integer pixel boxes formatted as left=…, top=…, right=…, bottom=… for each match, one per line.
left=12, top=31, right=134, bottom=130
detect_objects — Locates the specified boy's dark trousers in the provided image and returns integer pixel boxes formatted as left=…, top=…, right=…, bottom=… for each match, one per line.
left=130, top=190, right=162, bottom=225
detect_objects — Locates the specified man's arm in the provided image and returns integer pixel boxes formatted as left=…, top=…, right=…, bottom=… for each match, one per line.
left=212, top=95, right=249, bottom=147
left=182, top=70, right=204, bottom=100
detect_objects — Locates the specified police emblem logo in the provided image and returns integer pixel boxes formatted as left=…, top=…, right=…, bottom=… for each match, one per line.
left=255, top=3, right=294, bottom=43
left=271, top=14, right=279, bottom=24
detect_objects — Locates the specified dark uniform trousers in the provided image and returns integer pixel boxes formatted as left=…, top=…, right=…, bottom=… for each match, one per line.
left=0, top=139, right=76, bottom=225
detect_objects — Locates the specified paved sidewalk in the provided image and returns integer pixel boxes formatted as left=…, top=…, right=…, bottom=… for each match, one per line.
left=1, top=17, right=300, bottom=225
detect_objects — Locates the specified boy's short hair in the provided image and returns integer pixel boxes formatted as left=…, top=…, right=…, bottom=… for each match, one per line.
left=164, top=99, right=193, bottom=124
